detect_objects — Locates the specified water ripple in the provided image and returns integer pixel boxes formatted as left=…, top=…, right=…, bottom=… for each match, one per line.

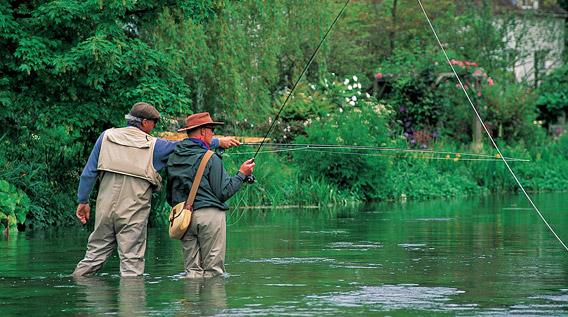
left=305, top=284, right=469, bottom=312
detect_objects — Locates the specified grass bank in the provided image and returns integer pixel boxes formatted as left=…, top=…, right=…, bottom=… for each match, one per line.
left=148, top=135, right=568, bottom=225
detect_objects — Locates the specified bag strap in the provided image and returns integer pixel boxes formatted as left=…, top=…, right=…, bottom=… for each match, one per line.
left=184, top=150, right=214, bottom=210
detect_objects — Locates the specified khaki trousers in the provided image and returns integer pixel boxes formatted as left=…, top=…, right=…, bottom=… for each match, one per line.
left=73, top=173, right=153, bottom=277
left=181, top=207, right=226, bottom=278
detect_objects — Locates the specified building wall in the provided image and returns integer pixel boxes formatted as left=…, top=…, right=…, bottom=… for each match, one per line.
left=505, top=15, right=564, bottom=85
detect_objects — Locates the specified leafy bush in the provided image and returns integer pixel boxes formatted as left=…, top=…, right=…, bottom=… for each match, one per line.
left=0, top=132, right=80, bottom=229
left=0, top=180, right=30, bottom=233
left=293, top=98, right=394, bottom=200
left=536, top=63, right=568, bottom=128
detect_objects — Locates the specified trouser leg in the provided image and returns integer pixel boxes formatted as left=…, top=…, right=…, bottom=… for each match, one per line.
left=199, top=209, right=226, bottom=278
left=182, top=219, right=203, bottom=278
left=116, top=217, right=148, bottom=276
left=73, top=212, right=116, bottom=276
left=115, top=181, right=152, bottom=277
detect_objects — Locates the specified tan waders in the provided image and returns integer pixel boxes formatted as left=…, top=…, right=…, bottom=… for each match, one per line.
left=181, top=207, right=226, bottom=278
left=73, top=172, right=153, bottom=276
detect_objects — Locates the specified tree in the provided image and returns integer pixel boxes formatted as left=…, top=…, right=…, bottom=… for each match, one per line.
left=0, top=0, right=220, bottom=227
left=0, top=0, right=223, bottom=144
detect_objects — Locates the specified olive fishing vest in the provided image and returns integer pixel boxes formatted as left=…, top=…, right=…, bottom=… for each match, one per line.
left=97, top=127, right=162, bottom=191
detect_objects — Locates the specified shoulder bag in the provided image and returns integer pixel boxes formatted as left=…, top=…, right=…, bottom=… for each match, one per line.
left=168, top=150, right=214, bottom=239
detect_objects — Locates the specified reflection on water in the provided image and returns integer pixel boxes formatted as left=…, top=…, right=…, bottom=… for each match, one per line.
left=1, top=193, right=568, bottom=315
left=305, top=284, right=469, bottom=312
left=74, top=276, right=147, bottom=315
left=180, top=276, right=227, bottom=315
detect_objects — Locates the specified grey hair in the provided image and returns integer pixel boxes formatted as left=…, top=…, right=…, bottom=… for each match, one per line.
left=125, top=114, right=143, bottom=127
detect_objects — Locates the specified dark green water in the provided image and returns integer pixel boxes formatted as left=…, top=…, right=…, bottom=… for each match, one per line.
left=1, top=192, right=568, bottom=315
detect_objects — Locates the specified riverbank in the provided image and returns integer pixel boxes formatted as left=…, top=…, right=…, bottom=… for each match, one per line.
left=146, top=135, right=568, bottom=226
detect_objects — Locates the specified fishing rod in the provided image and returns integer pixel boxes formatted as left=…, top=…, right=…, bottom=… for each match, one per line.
left=244, top=0, right=352, bottom=184
left=240, top=142, right=529, bottom=161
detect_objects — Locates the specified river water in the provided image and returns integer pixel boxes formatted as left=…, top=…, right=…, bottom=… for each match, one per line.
left=1, top=192, right=568, bottom=315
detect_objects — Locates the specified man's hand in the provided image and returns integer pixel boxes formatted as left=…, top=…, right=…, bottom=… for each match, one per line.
left=76, top=203, right=90, bottom=224
left=239, top=158, right=255, bottom=176
left=218, top=137, right=241, bottom=149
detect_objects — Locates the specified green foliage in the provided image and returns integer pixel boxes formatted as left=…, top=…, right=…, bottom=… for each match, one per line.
left=483, top=84, right=541, bottom=143
left=0, top=0, right=220, bottom=228
left=385, top=158, right=482, bottom=201
left=292, top=97, right=394, bottom=200
left=0, top=180, right=30, bottom=233
left=0, top=132, right=80, bottom=228
left=536, top=63, right=568, bottom=126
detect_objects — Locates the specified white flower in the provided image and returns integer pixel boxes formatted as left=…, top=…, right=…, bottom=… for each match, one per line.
left=353, top=75, right=358, bottom=82
left=366, top=93, right=371, bottom=98
left=357, top=83, right=362, bottom=89
left=310, top=84, right=316, bottom=90
left=349, top=101, right=355, bottom=106
left=348, top=85, right=352, bottom=90
left=344, top=78, right=349, bottom=85
left=357, top=91, right=361, bottom=95
left=345, top=97, right=350, bottom=102
left=339, top=108, right=343, bottom=113
left=351, top=96, right=357, bottom=101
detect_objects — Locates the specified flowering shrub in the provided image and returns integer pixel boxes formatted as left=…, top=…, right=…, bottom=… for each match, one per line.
left=251, top=74, right=383, bottom=144
left=292, top=81, right=395, bottom=199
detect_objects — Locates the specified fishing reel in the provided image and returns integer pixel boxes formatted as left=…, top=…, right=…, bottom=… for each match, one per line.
left=244, top=174, right=256, bottom=184
left=216, top=147, right=255, bottom=184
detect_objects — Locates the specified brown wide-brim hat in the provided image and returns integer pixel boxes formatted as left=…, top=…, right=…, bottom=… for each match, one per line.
left=178, top=112, right=224, bottom=132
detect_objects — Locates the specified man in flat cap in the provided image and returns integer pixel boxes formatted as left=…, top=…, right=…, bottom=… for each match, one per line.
left=167, top=112, right=255, bottom=278
left=73, top=102, right=240, bottom=277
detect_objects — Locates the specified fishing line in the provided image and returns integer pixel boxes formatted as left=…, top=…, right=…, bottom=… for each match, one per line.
left=227, top=185, right=250, bottom=226
left=252, top=0, right=352, bottom=160
left=242, top=142, right=528, bottom=160
left=261, top=149, right=527, bottom=161
left=416, top=0, right=568, bottom=251
left=230, top=146, right=529, bottom=161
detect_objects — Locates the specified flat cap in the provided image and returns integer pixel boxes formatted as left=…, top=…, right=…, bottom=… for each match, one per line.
left=128, top=102, right=161, bottom=120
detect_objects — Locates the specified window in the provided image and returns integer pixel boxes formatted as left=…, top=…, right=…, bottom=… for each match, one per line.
left=514, top=0, right=539, bottom=9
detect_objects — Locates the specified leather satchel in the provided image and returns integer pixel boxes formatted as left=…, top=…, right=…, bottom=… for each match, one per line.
left=168, top=150, right=214, bottom=239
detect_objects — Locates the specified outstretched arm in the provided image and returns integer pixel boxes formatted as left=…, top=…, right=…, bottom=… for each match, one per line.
left=214, top=137, right=242, bottom=149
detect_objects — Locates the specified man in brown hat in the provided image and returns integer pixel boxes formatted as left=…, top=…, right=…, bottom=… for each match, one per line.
left=73, top=103, right=240, bottom=277
left=167, top=112, right=255, bottom=278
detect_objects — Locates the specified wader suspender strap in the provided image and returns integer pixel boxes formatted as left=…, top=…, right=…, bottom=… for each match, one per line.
left=184, top=150, right=214, bottom=211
